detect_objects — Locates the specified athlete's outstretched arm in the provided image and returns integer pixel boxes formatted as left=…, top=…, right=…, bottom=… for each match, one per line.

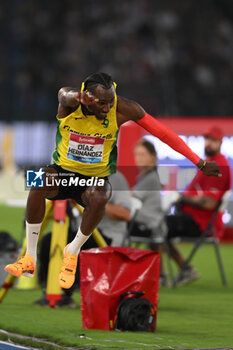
left=117, top=96, right=221, bottom=177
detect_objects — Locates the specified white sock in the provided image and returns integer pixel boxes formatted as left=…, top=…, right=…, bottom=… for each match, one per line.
left=67, top=227, right=90, bottom=255
left=25, top=221, right=42, bottom=261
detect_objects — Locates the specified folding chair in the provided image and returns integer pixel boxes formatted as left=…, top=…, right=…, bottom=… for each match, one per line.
left=122, top=198, right=175, bottom=283
left=170, top=190, right=231, bottom=287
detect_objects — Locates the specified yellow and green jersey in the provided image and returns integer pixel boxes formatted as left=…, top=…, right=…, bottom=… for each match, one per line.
left=52, top=84, right=119, bottom=177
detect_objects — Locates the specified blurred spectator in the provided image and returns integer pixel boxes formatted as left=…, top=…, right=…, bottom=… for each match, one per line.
left=98, top=171, right=131, bottom=246
left=132, top=139, right=167, bottom=241
left=131, top=139, right=168, bottom=285
left=167, top=126, right=232, bottom=285
left=1, top=0, right=233, bottom=122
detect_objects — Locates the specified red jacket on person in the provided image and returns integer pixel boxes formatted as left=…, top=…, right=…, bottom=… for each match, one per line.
left=182, top=153, right=231, bottom=238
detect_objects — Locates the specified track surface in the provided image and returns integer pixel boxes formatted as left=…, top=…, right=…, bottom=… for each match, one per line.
left=1, top=340, right=233, bottom=350
left=0, top=341, right=34, bottom=350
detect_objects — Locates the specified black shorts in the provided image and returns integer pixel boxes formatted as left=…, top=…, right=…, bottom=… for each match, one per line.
left=166, top=213, right=201, bottom=239
left=46, top=164, right=109, bottom=207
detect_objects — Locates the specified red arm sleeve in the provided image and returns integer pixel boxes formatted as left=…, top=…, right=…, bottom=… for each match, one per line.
left=137, top=113, right=200, bottom=165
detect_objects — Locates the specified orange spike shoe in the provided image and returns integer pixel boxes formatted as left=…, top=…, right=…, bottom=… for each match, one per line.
left=58, top=244, right=78, bottom=289
left=4, top=254, right=35, bottom=278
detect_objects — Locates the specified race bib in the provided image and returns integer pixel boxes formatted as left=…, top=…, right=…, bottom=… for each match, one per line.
left=67, top=133, right=105, bottom=164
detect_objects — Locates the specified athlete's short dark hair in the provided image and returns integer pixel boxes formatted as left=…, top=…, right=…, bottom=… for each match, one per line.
left=84, top=72, right=113, bottom=91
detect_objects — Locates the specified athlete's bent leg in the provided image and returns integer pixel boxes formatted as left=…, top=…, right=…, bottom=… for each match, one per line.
left=4, top=167, right=59, bottom=278
left=59, top=181, right=111, bottom=289
left=69, top=181, right=112, bottom=254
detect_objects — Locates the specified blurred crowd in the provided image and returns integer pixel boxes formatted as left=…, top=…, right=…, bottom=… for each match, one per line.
left=1, top=0, right=233, bottom=121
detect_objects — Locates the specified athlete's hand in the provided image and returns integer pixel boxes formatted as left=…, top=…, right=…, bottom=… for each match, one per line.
left=58, top=87, right=98, bottom=109
left=76, top=91, right=99, bottom=105
left=198, top=160, right=221, bottom=177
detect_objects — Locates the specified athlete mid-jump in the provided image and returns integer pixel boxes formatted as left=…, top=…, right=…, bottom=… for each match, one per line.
left=5, top=72, right=220, bottom=289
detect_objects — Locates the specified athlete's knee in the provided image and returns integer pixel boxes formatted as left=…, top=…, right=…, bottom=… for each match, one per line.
left=89, top=183, right=111, bottom=208
left=90, top=190, right=109, bottom=208
left=82, top=180, right=111, bottom=207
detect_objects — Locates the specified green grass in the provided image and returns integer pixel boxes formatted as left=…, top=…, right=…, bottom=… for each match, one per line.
left=0, top=206, right=233, bottom=349
left=0, top=204, right=25, bottom=243
left=0, top=204, right=52, bottom=244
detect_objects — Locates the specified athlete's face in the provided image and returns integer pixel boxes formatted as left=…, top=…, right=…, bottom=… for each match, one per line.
left=204, top=136, right=221, bottom=158
left=86, top=85, right=115, bottom=120
left=134, top=145, right=157, bottom=168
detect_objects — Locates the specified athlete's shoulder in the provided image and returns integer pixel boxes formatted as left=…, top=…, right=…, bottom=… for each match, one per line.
left=117, top=95, right=139, bottom=109
left=57, top=104, right=77, bottom=119
left=116, top=96, right=145, bottom=124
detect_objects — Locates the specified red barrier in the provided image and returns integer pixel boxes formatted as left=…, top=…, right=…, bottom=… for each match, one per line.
left=80, top=247, right=160, bottom=331
left=220, top=228, right=233, bottom=243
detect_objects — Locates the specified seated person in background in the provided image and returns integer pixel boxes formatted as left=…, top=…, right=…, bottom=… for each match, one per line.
left=131, top=139, right=168, bottom=284
left=167, top=126, right=231, bottom=286
left=132, top=139, right=167, bottom=241
left=98, top=171, right=131, bottom=246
